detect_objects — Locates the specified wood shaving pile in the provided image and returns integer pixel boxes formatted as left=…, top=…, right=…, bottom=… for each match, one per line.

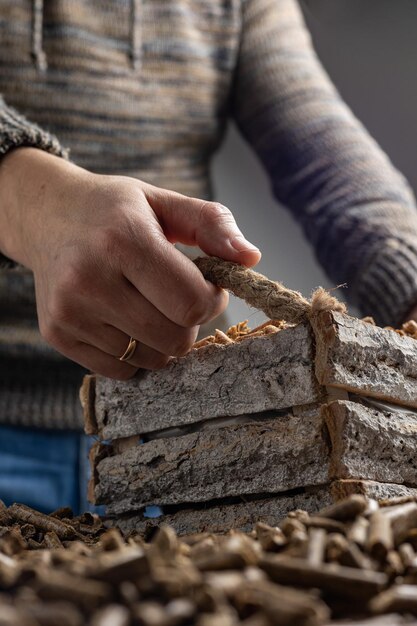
left=194, top=317, right=417, bottom=351
left=2, top=496, right=417, bottom=625
left=361, top=316, right=417, bottom=339
left=193, top=320, right=289, bottom=350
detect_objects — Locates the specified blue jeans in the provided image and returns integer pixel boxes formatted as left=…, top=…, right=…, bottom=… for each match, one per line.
left=0, top=424, right=98, bottom=514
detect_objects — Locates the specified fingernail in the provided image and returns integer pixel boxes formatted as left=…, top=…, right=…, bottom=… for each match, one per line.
left=230, top=234, right=260, bottom=253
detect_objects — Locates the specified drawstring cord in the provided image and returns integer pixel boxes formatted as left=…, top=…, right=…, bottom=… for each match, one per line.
left=130, top=0, right=142, bottom=71
left=31, top=0, right=47, bottom=71
left=31, top=0, right=141, bottom=72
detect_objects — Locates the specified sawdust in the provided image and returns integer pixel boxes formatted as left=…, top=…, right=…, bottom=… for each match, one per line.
left=193, top=319, right=288, bottom=350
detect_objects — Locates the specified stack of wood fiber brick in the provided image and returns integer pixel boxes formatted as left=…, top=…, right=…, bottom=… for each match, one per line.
left=83, top=310, right=417, bottom=535
left=82, top=260, right=417, bottom=535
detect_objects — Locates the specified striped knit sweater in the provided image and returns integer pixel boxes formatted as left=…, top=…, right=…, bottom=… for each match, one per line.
left=1, top=0, right=417, bottom=430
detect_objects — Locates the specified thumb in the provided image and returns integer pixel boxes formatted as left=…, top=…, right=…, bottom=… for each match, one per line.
left=146, top=187, right=261, bottom=267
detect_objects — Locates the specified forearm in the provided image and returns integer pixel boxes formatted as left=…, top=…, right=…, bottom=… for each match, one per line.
left=0, top=148, right=87, bottom=269
left=0, top=96, right=68, bottom=267
left=0, top=148, right=42, bottom=266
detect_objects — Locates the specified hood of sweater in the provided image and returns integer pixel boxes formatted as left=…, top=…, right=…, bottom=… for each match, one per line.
left=31, top=0, right=142, bottom=72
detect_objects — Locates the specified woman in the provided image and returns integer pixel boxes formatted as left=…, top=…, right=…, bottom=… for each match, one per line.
left=1, top=0, right=416, bottom=512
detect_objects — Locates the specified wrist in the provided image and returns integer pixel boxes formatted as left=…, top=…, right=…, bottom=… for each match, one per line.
left=0, top=147, right=49, bottom=267
left=0, top=147, right=85, bottom=269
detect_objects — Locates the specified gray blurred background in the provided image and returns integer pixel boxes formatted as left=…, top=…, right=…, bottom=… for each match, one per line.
left=212, top=0, right=417, bottom=327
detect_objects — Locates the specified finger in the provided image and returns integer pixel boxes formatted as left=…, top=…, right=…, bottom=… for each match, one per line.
left=47, top=321, right=172, bottom=374
left=122, top=237, right=230, bottom=328
left=145, top=185, right=261, bottom=267
left=71, top=342, right=137, bottom=379
left=89, top=328, right=172, bottom=370
left=101, top=281, right=201, bottom=356
left=120, top=341, right=172, bottom=370
left=62, top=279, right=201, bottom=356
left=44, top=330, right=137, bottom=380
left=66, top=320, right=174, bottom=369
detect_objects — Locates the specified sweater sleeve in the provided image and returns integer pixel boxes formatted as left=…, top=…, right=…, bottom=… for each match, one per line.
left=0, top=96, right=68, bottom=267
left=232, top=0, right=417, bottom=327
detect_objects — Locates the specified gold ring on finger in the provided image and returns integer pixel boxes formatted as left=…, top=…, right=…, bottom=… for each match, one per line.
left=118, top=337, right=138, bottom=362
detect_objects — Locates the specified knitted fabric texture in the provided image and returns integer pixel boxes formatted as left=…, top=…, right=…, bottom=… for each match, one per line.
left=1, top=0, right=417, bottom=428
left=0, top=97, right=65, bottom=163
left=0, top=268, right=85, bottom=430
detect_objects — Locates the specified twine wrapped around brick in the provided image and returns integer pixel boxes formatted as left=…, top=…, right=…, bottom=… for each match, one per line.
left=194, top=257, right=346, bottom=324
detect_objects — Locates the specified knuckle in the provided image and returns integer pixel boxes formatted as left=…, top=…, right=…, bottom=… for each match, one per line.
left=38, top=318, right=52, bottom=344
left=66, top=263, right=91, bottom=297
left=39, top=318, right=65, bottom=349
left=201, top=202, right=234, bottom=226
left=55, top=265, right=83, bottom=296
left=170, top=328, right=197, bottom=357
left=96, top=221, right=140, bottom=271
left=97, top=227, right=124, bottom=260
left=48, top=290, right=74, bottom=327
left=180, top=292, right=209, bottom=327
left=57, top=266, right=79, bottom=294
left=52, top=263, right=92, bottom=311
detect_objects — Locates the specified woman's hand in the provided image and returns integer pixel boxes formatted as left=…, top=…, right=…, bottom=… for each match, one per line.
left=0, top=148, right=261, bottom=379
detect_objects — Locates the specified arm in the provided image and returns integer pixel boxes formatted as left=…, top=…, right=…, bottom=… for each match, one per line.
left=0, top=98, right=260, bottom=379
left=0, top=96, right=67, bottom=266
left=232, top=0, right=417, bottom=326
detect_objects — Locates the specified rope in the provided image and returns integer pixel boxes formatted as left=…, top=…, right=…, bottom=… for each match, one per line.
left=31, top=0, right=47, bottom=72
left=194, top=257, right=346, bottom=324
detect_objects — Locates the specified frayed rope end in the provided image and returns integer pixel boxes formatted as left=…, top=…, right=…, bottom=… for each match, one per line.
left=310, top=286, right=347, bottom=317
